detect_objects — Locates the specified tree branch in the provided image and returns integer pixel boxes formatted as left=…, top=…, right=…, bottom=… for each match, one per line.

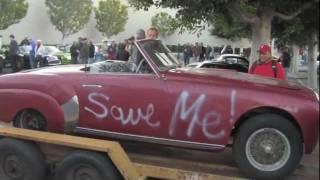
left=274, top=0, right=318, bottom=20
left=227, top=2, right=259, bottom=24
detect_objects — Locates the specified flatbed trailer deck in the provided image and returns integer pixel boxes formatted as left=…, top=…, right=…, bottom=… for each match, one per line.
left=0, top=126, right=244, bottom=180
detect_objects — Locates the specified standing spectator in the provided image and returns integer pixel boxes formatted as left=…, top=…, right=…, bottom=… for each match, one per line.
left=88, top=40, right=95, bottom=64
left=183, top=44, right=192, bottom=65
left=9, top=35, right=19, bottom=72
left=131, top=29, right=146, bottom=65
left=35, top=40, right=46, bottom=68
left=79, top=38, right=90, bottom=64
left=107, top=41, right=117, bottom=60
left=206, top=45, right=212, bottom=60
left=29, top=38, right=36, bottom=68
left=147, top=27, right=159, bottom=40
left=125, top=36, right=134, bottom=56
left=20, top=37, right=30, bottom=46
left=116, top=43, right=129, bottom=61
left=193, top=42, right=201, bottom=62
left=70, top=41, right=79, bottom=64
left=95, top=46, right=104, bottom=62
left=200, top=43, right=206, bottom=62
left=279, top=47, right=291, bottom=77
left=221, top=45, right=233, bottom=54
left=249, top=44, right=285, bottom=80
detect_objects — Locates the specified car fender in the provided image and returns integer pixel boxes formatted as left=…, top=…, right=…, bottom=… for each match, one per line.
left=0, top=89, right=66, bottom=133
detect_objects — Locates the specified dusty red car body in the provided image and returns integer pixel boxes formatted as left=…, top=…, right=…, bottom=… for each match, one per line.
left=0, top=40, right=318, bottom=154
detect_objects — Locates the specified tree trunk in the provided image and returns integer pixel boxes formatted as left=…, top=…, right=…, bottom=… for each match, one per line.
left=61, top=34, right=66, bottom=45
left=307, top=32, right=318, bottom=90
left=291, top=44, right=299, bottom=74
left=249, top=13, right=272, bottom=67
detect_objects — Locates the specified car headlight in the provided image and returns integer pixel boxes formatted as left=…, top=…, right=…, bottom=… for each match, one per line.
left=314, top=91, right=319, bottom=101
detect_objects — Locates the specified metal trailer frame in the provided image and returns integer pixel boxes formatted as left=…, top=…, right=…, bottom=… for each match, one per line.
left=0, top=126, right=243, bottom=180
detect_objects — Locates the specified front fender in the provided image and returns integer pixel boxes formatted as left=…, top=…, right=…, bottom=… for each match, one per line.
left=0, top=89, right=67, bottom=133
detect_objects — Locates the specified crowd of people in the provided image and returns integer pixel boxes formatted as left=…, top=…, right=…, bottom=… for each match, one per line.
left=2, top=26, right=304, bottom=81
left=69, top=27, right=160, bottom=66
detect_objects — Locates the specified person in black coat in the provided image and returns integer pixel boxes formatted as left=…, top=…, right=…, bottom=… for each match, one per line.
left=116, top=43, right=129, bottom=61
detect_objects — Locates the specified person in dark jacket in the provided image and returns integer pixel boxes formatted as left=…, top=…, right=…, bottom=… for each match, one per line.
left=70, top=41, right=79, bottom=64
left=116, top=43, right=129, bottom=61
left=9, top=35, right=19, bottom=72
left=88, top=40, right=95, bottom=64
left=279, top=47, right=291, bottom=77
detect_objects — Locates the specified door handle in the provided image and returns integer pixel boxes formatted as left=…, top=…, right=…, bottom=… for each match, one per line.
left=82, top=84, right=103, bottom=88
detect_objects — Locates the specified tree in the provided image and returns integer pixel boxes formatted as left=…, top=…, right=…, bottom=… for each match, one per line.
left=45, top=0, right=93, bottom=41
left=128, top=0, right=319, bottom=64
left=0, top=0, right=28, bottom=30
left=209, top=10, right=251, bottom=41
left=151, top=12, right=178, bottom=37
left=95, top=0, right=128, bottom=38
left=272, top=6, right=319, bottom=89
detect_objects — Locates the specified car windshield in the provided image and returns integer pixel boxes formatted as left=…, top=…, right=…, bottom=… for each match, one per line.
left=45, top=46, right=61, bottom=54
left=138, top=40, right=182, bottom=71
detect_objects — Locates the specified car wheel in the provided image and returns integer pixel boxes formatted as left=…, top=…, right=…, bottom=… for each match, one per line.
left=14, top=110, right=47, bottom=131
left=0, top=138, right=46, bottom=180
left=233, top=113, right=303, bottom=179
left=54, top=150, right=123, bottom=180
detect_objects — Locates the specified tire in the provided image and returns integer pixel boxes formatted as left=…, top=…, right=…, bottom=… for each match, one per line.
left=14, top=110, right=47, bottom=131
left=0, top=138, right=46, bottom=180
left=233, top=113, right=303, bottom=180
left=54, top=150, right=123, bottom=180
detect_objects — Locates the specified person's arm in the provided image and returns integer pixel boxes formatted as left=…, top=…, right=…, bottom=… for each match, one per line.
left=249, top=62, right=257, bottom=74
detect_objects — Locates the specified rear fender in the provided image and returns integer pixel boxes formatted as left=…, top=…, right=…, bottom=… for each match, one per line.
left=0, top=89, right=65, bottom=133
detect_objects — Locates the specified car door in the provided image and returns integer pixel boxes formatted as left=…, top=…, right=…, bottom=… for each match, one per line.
left=75, top=64, right=170, bottom=140
left=163, top=77, right=235, bottom=149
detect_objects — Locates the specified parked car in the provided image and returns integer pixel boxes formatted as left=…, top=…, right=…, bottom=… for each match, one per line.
left=0, top=54, right=4, bottom=73
left=19, top=46, right=32, bottom=69
left=0, top=40, right=318, bottom=179
left=187, top=54, right=249, bottom=73
left=57, top=45, right=72, bottom=64
left=44, top=46, right=70, bottom=65
left=0, top=48, right=24, bottom=71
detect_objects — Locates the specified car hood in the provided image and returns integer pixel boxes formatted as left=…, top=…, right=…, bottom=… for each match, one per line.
left=19, top=64, right=85, bottom=74
left=168, top=67, right=304, bottom=90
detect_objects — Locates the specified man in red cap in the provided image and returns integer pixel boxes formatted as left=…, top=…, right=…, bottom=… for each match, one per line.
left=249, top=44, right=286, bottom=80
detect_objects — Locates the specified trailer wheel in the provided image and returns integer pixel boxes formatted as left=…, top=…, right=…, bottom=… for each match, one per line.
left=0, top=138, right=46, bottom=180
left=55, top=150, right=123, bottom=180
left=233, top=114, right=303, bottom=179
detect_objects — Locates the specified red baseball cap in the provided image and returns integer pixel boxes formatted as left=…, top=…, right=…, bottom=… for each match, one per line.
left=257, top=44, right=271, bottom=55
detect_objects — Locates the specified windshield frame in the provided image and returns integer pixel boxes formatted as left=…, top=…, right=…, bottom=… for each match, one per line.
left=135, top=39, right=182, bottom=76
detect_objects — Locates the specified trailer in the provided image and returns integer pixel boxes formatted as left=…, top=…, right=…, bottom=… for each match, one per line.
left=0, top=126, right=244, bottom=180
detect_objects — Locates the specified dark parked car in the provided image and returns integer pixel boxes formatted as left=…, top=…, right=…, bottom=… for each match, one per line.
left=187, top=54, right=249, bottom=73
left=0, top=40, right=318, bottom=179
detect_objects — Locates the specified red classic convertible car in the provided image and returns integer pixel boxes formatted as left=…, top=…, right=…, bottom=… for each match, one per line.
left=0, top=40, right=318, bottom=179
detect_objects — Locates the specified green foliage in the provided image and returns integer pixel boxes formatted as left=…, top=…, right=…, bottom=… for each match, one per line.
left=273, top=5, right=319, bottom=47
left=151, top=12, right=178, bottom=37
left=129, top=0, right=318, bottom=41
left=94, top=0, right=128, bottom=38
left=45, top=0, right=92, bottom=40
left=210, top=11, right=251, bottom=40
left=0, top=0, right=28, bottom=30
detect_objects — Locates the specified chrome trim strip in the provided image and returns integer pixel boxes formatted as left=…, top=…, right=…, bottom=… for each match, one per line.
left=82, top=84, right=103, bottom=88
left=75, top=127, right=225, bottom=150
left=61, top=96, right=79, bottom=133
